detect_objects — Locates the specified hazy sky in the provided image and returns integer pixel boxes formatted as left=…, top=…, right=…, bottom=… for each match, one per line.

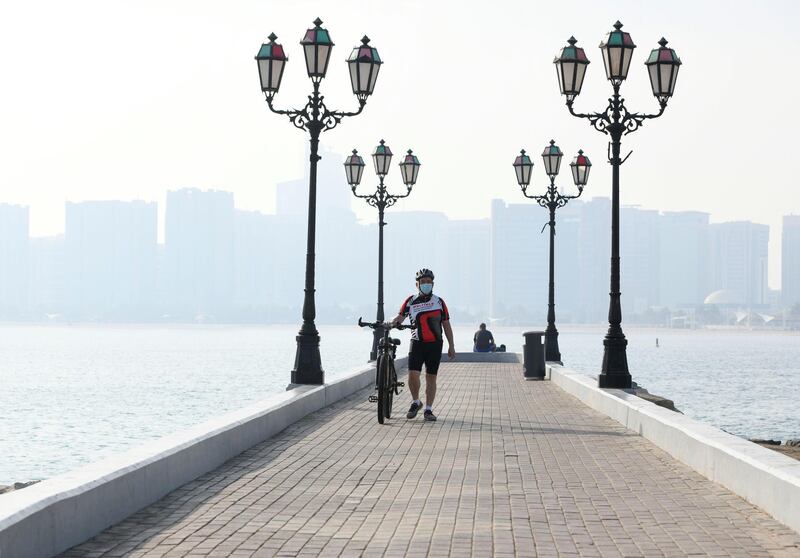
left=0, top=0, right=798, bottom=288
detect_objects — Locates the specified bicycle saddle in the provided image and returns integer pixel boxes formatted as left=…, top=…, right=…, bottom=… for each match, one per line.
left=391, top=338, right=401, bottom=346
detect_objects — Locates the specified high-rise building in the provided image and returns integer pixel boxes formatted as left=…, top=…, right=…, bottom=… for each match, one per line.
left=490, top=200, right=548, bottom=323
left=165, top=189, right=234, bottom=318
left=65, top=200, right=157, bottom=319
left=710, top=221, right=769, bottom=307
left=0, top=204, right=30, bottom=318
left=659, top=211, right=711, bottom=308
left=576, top=197, right=611, bottom=323
left=621, top=206, right=661, bottom=314
left=439, top=219, right=491, bottom=321
left=782, top=215, right=800, bottom=308
left=29, top=236, right=66, bottom=318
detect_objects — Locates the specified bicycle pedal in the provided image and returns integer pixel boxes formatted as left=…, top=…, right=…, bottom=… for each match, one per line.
left=368, top=396, right=378, bottom=403
left=396, top=382, right=405, bottom=387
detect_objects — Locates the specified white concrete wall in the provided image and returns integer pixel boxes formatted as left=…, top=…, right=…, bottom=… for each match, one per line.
left=0, top=358, right=407, bottom=558
left=549, top=364, right=800, bottom=535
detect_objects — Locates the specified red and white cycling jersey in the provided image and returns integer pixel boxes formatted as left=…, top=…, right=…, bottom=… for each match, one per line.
left=399, top=293, right=450, bottom=343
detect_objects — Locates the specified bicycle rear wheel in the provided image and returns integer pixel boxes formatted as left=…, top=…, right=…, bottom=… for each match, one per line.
left=376, top=355, right=388, bottom=424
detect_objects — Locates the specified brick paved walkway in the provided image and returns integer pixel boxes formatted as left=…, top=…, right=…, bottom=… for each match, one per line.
left=62, top=362, right=800, bottom=557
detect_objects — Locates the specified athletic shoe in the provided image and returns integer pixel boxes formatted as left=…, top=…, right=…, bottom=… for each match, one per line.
left=424, top=410, right=437, bottom=422
left=407, top=401, right=422, bottom=419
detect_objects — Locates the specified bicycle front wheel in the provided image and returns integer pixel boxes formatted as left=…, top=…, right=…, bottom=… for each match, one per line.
left=376, top=355, right=388, bottom=424
left=385, top=360, right=396, bottom=419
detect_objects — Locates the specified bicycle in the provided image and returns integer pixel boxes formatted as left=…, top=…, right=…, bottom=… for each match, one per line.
left=358, top=318, right=412, bottom=424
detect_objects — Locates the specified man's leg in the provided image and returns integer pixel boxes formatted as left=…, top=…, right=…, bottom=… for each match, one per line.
left=408, top=370, right=421, bottom=401
left=425, top=373, right=437, bottom=407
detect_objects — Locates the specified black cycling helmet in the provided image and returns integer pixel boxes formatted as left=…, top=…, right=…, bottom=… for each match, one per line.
left=415, top=268, right=435, bottom=281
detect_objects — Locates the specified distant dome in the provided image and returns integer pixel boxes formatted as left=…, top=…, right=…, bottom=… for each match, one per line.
left=704, top=289, right=741, bottom=305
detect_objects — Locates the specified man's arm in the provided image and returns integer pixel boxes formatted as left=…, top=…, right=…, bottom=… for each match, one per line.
left=443, top=320, right=455, bottom=359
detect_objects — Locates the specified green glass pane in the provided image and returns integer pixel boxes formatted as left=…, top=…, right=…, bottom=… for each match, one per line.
left=609, top=33, right=623, bottom=46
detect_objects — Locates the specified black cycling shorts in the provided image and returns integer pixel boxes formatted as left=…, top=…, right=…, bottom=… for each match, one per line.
left=408, top=340, right=444, bottom=375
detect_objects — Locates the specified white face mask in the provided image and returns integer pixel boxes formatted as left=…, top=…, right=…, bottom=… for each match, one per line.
left=419, top=283, right=433, bottom=295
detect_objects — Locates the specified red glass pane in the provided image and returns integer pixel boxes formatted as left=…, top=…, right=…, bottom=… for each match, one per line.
left=273, top=45, right=285, bottom=58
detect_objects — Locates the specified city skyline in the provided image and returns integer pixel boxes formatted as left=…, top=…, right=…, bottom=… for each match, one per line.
left=1, top=182, right=795, bottom=325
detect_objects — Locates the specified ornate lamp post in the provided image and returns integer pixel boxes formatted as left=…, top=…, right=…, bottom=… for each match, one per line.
left=255, top=19, right=382, bottom=385
left=514, top=142, right=591, bottom=364
left=554, top=22, right=681, bottom=388
left=346, top=141, right=421, bottom=361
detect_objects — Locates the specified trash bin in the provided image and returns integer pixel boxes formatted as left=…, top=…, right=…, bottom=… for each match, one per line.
left=522, top=331, right=546, bottom=380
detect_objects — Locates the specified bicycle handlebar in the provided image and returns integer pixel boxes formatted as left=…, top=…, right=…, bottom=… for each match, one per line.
left=357, top=317, right=413, bottom=331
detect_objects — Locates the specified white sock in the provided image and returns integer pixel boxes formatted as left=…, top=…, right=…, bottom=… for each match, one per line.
left=425, top=405, right=432, bottom=411
left=414, top=399, right=422, bottom=406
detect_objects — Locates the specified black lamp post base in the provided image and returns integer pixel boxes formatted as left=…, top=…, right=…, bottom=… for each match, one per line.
left=599, top=335, right=631, bottom=389
left=291, top=333, right=324, bottom=384
left=544, top=330, right=562, bottom=364
left=598, top=371, right=632, bottom=389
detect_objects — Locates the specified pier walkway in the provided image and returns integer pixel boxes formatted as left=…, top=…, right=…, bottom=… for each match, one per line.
left=62, top=362, right=800, bottom=557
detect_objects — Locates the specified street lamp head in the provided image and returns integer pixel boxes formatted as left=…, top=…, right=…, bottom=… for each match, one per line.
left=255, top=33, right=288, bottom=95
left=344, top=149, right=366, bottom=187
left=372, top=140, right=393, bottom=176
left=347, top=36, right=383, bottom=102
left=646, top=38, right=682, bottom=105
left=513, top=149, right=534, bottom=187
left=554, top=36, right=590, bottom=102
left=399, top=149, right=421, bottom=187
left=570, top=149, right=591, bottom=188
left=541, top=140, right=564, bottom=178
left=599, top=21, right=636, bottom=83
left=300, top=18, right=334, bottom=82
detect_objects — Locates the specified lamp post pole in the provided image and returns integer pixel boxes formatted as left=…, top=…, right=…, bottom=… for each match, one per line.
left=256, top=19, right=382, bottom=385
left=553, top=22, right=681, bottom=388
left=346, top=143, right=421, bottom=361
left=514, top=143, right=591, bottom=364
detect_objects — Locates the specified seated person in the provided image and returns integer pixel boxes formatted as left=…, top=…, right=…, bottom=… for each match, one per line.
left=473, top=323, right=496, bottom=353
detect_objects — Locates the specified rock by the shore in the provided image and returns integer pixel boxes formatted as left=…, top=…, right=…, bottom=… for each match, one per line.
left=750, top=438, right=782, bottom=445
left=0, top=480, right=40, bottom=495
left=785, top=439, right=800, bottom=447
left=632, top=385, right=682, bottom=413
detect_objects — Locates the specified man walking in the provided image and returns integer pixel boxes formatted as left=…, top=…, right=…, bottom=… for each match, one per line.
left=391, top=268, right=455, bottom=421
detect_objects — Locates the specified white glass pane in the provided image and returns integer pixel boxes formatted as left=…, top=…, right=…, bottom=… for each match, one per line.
left=575, top=64, right=587, bottom=92
left=648, top=64, right=660, bottom=95
left=349, top=62, right=359, bottom=93
left=554, top=156, right=562, bottom=175
left=317, top=45, right=331, bottom=75
left=660, top=65, right=672, bottom=95
left=270, top=60, right=284, bottom=90
left=359, top=62, right=371, bottom=92
left=304, top=45, right=316, bottom=75
left=562, top=63, right=575, bottom=93
left=572, top=166, right=579, bottom=184
left=670, top=66, right=680, bottom=94
left=258, top=59, right=271, bottom=89
left=515, top=166, right=523, bottom=184
left=610, top=48, right=622, bottom=77
left=368, top=65, right=380, bottom=93
left=555, top=65, right=565, bottom=93
left=621, top=48, right=633, bottom=78
left=523, top=166, right=531, bottom=185
left=602, top=49, right=612, bottom=78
